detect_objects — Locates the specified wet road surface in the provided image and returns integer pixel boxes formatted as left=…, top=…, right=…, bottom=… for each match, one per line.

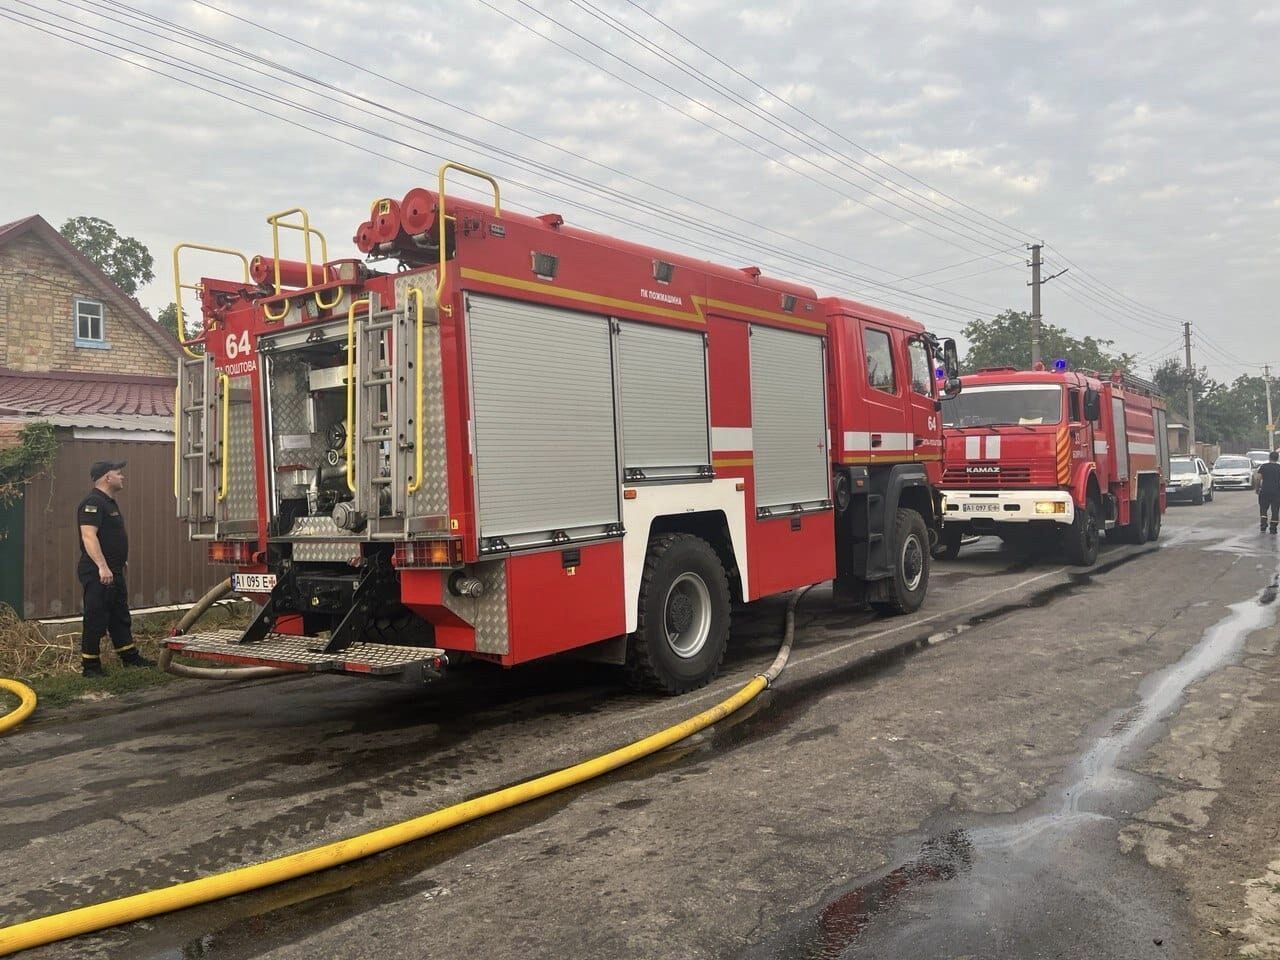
left=2, top=493, right=1275, bottom=958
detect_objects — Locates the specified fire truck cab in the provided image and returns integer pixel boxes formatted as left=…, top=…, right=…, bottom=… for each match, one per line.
left=169, top=165, right=958, bottom=694
left=937, top=364, right=1170, bottom=565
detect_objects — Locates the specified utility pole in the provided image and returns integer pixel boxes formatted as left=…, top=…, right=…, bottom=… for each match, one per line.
left=1265, top=363, right=1275, bottom=452
left=1027, top=243, right=1066, bottom=368
left=1183, top=322, right=1196, bottom=450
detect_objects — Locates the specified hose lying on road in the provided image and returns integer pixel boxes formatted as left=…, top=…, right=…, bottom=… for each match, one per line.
left=161, top=578, right=282, bottom=680
left=0, top=678, right=37, bottom=736
left=0, top=589, right=805, bottom=956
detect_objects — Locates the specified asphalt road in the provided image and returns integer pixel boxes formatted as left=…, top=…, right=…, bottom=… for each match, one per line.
left=2, top=492, right=1277, bottom=959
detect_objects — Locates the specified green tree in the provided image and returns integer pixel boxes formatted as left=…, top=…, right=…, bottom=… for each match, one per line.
left=1149, top=358, right=1267, bottom=447
left=961, top=310, right=1135, bottom=374
left=59, top=216, right=155, bottom=297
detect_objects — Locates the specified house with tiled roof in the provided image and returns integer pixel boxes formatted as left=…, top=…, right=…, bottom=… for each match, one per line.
left=0, top=214, right=219, bottom=618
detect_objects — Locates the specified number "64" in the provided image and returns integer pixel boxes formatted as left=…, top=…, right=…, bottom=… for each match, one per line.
left=224, top=331, right=251, bottom=359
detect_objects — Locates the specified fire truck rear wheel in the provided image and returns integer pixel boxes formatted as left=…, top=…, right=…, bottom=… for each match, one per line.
left=1148, top=498, right=1162, bottom=541
left=1129, top=497, right=1150, bottom=545
left=872, top=509, right=930, bottom=615
left=627, top=533, right=731, bottom=695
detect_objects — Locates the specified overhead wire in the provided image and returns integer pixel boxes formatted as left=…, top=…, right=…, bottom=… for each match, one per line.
left=3, top=0, right=989, bottom=330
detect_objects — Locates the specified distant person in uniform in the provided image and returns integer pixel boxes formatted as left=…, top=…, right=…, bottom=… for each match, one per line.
left=1256, top=451, right=1280, bottom=535
left=77, top=460, right=154, bottom=676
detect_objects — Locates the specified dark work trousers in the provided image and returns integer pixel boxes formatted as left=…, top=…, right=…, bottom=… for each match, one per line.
left=79, top=569, right=136, bottom=662
left=1260, top=492, right=1280, bottom=530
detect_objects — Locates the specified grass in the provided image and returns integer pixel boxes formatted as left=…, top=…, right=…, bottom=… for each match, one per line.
left=0, top=600, right=253, bottom=717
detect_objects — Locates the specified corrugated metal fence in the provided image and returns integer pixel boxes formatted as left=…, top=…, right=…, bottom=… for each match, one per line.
left=22, top=434, right=224, bottom=619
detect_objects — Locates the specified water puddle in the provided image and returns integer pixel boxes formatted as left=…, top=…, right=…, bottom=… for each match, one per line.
left=750, top=565, right=1280, bottom=959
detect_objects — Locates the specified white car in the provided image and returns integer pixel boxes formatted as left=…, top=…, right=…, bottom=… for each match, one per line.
left=1168, top=457, right=1213, bottom=505
left=1212, top=455, right=1256, bottom=491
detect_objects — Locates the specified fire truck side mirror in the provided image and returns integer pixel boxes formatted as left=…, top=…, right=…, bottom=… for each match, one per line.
left=940, top=339, right=961, bottom=397
left=1083, top=387, right=1101, bottom=422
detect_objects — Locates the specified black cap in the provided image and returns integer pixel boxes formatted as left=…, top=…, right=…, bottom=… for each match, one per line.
left=89, top=460, right=126, bottom=481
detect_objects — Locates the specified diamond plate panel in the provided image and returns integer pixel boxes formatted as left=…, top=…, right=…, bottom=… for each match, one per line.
left=442, top=559, right=509, bottom=655
left=288, top=515, right=359, bottom=562
left=220, top=376, right=258, bottom=532
left=395, top=272, right=449, bottom=523
left=168, top=629, right=445, bottom=675
left=267, top=355, right=327, bottom=468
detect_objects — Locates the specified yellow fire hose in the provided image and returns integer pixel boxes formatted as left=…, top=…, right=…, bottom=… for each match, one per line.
left=0, top=678, right=36, bottom=735
left=0, top=590, right=803, bottom=956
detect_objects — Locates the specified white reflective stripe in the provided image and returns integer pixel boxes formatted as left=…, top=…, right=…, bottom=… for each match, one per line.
left=1129, top=442, right=1157, bottom=455
left=1094, top=441, right=1109, bottom=454
left=985, top=435, right=1001, bottom=459
left=842, top=431, right=914, bottom=451
left=711, top=426, right=753, bottom=451
left=965, top=436, right=981, bottom=460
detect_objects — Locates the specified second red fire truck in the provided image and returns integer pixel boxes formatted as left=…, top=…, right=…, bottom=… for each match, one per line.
left=936, top=363, right=1170, bottom=564
left=168, top=164, right=960, bottom=694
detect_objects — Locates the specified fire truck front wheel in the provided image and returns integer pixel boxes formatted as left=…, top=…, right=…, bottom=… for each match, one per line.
left=627, top=534, right=731, bottom=695
left=1064, top=497, right=1101, bottom=566
left=872, top=509, right=931, bottom=615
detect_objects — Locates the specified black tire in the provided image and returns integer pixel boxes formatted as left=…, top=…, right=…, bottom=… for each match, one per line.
left=1192, top=486, right=1204, bottom=505
left=1064, top=497, right=1100, bottom=566
left=626, top=534, right=730, bottom=695
left=934, top=525, right=963, bottom=561
left=872, top=509, right=930, bottom=615
left=1147, top=497, right=1162, bottom=542
left=1130, top=496, right=1150, bottom=545
left=1207, top=486, right=1214, bottom=503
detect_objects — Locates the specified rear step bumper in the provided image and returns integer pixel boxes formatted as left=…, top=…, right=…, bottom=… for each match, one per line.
left=166, top=629, right=448, bottom=680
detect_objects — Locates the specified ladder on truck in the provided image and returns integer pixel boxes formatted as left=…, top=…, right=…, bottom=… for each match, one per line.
left=176, top=352, right=217, bottom=538
left=349, top=295, right=410, bottom=536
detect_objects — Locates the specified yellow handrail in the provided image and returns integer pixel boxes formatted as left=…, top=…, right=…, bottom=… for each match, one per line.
left=435, top=162, right=501, bottom=315
left=172, top=243, right=250, bottom=359
left=406, top=288, right=426, bottom=495
left=346, top=298, right=371, bottom=494
left=263, top=208, right=330, bottom=321
left=216, top=373, right=230, bottom=502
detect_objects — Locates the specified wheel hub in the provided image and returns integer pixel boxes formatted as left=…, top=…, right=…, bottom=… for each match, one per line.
left=902, top=535, right=924, bottom=592
left=664, top=572, right=712, bottom=659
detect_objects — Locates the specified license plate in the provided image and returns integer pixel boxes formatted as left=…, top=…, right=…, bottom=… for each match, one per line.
left=232, top=573, right=277, bottom=593
left=961, top=502, right=1002, bottom=513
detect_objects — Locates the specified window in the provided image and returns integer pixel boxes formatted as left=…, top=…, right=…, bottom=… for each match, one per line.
left=1068, top=390, right=1081, bottom=423
left=942, top=385, right=1064, bottom=427
left=907, top=338, right=933, bottom=396
left=864, top=327, right=897, bottom=394
left=75, top=299, right=106, bottom=346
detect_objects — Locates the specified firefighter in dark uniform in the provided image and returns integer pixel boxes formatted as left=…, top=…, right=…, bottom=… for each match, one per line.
left=77, top=460, right=154, bottom=676
left=1257, top=450, right=1280, bottom=535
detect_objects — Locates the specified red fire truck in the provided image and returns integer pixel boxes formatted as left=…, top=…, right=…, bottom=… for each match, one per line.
left=936, top=363, right=1170, bottom=565
left=168, top=164, right=959, bottom=693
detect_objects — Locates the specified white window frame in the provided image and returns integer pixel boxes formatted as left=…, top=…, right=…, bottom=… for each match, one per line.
left=74, top=298, right=107, bottom=347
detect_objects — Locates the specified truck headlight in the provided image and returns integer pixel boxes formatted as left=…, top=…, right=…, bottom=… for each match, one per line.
left=1035, top=501, right=1067, bottom=514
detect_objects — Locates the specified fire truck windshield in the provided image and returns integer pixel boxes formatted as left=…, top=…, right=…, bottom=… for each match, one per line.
left=943, top=384, right=1064, bottom=428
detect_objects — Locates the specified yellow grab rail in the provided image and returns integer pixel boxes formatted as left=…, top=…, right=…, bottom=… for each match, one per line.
left=346, top=298, right=371, bottom=494
left=435, top=162, right=501, bottom=315
left=263, top=208, right=330, bottom=321
left=406, top=288, right=427, bottom=495
left=216, top=373, right=230, bottom=502
left=172, top=243, right=250, bottom=359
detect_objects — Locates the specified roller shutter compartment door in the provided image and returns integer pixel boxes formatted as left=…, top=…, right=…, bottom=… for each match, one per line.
left=467, top=295, right=619, bottom=541
left=749, top=325, right=829, bottom=511
left=617, top=321, right=709, bottom=475
left=1111, top=395, right=1130, bottom=479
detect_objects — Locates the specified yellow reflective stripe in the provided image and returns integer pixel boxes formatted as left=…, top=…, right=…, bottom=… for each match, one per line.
left=115, top=644, right=136, bottom=653
left=81, top=653, right=100, bottom=660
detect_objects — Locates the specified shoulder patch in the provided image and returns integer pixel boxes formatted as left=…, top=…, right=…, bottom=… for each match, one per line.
left=82, top=505, right=98, bottom=513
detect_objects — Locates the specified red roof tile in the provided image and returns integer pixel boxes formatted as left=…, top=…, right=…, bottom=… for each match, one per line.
left=0, top=368, right=175, bottom=417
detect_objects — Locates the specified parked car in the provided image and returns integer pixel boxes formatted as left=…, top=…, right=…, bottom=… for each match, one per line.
left=1212, top=455, right=1257, bottom=491
left=1247, top=449, right=1272, bottom=474
left=1168, top=456, right=1213, bottom=504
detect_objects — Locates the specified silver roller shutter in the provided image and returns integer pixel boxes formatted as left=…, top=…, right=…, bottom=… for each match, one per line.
left=1112, top=395, right=1129, bottom=479
left=750, top=325, right=829, bottom=510
left=617, top=321, right=709, bottom=474
left=467, top=294, right=619, bottom=540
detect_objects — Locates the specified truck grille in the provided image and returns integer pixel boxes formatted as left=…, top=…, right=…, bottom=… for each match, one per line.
left=942, top=465, right=1033, bottom=486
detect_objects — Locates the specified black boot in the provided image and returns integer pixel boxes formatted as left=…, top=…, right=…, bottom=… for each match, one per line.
left=1271, top=524, right=1278, bottom=536
left=82, top=658, right=104, bottom=678
left=121, top=651, right=156, bottom=668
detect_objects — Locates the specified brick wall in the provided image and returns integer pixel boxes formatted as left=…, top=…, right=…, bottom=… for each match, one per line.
left=0, top=233, right=174, bottom=376
left=0, top=419, right=22, bottom=449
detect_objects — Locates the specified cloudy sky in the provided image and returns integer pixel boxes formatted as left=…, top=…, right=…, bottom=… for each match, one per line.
left=1, top=0, right=1276, bottom=379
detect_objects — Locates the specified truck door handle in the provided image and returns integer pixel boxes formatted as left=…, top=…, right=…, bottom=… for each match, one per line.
left=871, top=434, right=883, bottom=447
